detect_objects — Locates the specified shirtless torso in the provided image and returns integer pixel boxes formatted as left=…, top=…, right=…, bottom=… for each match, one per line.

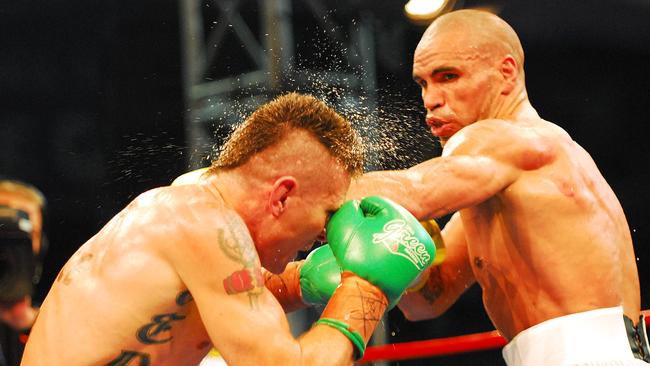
left=351, top=117, right=640, bottom=340
left=22, top=183, right=287, bottom=365
left=456, top=118, right=639, bottom=339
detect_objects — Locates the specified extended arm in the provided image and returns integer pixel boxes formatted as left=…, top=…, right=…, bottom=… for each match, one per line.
left=348, top=154, right=519, bottom=220
left=346, top=120, right=554, bottom=220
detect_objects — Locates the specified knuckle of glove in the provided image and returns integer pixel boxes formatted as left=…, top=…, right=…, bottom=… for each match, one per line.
left=326, top=196, right=436, bottom=303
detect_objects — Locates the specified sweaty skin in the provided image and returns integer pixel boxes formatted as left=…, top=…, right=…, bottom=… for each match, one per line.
left=23, top=130, right=372, bottom=366
left=348, top=10, right=640, bottom=341
left=24, top=185, right=240, bottom=365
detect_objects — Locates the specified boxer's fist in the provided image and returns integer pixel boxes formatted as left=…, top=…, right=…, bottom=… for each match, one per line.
left=326, top=196, right=436, bottom=307
left=301, top=219, right=445, bottom=304
left=300, top=245, right=341, bottom=305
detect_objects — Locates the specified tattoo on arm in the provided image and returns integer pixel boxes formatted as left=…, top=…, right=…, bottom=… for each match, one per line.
left=419, top=266, right=444, bottom=304
left=218, top=216, right=264, bottom=309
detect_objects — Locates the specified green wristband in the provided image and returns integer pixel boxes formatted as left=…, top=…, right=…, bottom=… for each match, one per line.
left=315, top=318, right=366, bottom=360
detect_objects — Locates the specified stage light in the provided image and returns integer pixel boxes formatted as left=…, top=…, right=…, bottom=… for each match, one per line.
left=404, top=0, right=455, bottom=23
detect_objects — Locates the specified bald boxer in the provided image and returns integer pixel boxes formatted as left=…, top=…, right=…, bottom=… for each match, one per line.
left=347, top=9, right=649, bottom=366
left=22, top=93, right=435, bottom=365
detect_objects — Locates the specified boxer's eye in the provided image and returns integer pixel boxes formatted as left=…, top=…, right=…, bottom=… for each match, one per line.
left=413, top=77, right=426, bottom=88
left=440, top=72, right=458, bottom=82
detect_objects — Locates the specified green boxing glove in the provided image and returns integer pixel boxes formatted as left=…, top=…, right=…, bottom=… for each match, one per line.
left=300, top=244, right=341, bottom=306
left=326, top=196, right=436, bottom=308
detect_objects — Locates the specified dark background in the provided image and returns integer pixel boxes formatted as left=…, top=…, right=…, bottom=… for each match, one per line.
left=1, top=1, right=649, bottom=365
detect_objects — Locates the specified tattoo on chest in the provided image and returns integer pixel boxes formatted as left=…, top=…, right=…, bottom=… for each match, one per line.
left=420, top=266, right=444, bottom=304
left=176, top=289, right=193, bottom=306
left=217, top=219, right=264, bottom=309
left=105, top=350, right=150, bottom=366
left=136, top=313, right=187, bottom=344
left=105, top=289, right=194, bottom=365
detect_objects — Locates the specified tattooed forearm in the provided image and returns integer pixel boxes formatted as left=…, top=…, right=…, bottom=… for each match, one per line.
left=419, top=266, right=444, bottom=304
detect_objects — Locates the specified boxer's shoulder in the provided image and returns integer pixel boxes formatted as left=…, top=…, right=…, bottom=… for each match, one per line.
left=172, top=167, right=210, bottom=186
left=444, top=119, right=556, bottom=170
left=166, top=200, right=253, bottom=255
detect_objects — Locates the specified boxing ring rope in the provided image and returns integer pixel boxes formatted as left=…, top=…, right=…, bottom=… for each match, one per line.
left=360, top=330, right=506, bottom=364
left=359, top=310, right=650, bottom=364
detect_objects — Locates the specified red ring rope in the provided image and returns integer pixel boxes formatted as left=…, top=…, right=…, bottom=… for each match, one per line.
left=361, top=330, right=506, bottom=364
left=360, top=310, right=650, bottom=364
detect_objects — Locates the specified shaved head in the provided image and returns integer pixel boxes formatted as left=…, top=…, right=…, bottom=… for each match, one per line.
left=417, top=9, right=524, bottom=72
left=412, top=9, right=531, bottom=142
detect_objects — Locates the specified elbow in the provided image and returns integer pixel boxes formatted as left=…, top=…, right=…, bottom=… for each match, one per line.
left=401, top=308, right=428, bottom=322
left=397, top=294, right=446, bottom=322
left=400, top=306, right=444, bottom=322
left=407, top=203, right=431, bottom=221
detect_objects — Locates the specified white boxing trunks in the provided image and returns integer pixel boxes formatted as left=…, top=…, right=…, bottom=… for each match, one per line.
left=502, top=307, right=650, bottom=366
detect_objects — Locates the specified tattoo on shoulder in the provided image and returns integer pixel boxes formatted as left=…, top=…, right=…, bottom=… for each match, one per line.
left=420, top=266, right=444, bottom=304
left=218, top=215, right=264, bottom=309
left=56, top=252, right=94, bottom=285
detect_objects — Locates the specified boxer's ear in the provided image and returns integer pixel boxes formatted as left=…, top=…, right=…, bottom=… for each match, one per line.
left=269, top=176, right=297, bottom=217
left=499, top=55, right=519, bottom=95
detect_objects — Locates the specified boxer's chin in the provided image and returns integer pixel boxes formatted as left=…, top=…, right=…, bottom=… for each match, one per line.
left=264, top=255, right=292, bottom=274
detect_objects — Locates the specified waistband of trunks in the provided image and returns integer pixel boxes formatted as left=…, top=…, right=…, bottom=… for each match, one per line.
left=625, top=313, right=650, bottom=362
left=502, top=307, right=647, bottom=366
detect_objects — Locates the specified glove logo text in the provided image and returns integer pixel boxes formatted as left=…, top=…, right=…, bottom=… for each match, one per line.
left=371, top=219, right=431, bottom=270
